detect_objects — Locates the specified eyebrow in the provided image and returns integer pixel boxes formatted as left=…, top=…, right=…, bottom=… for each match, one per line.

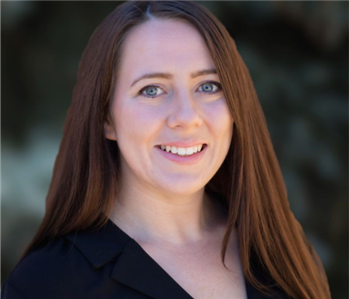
left=130, top=68, right=217, bottom=88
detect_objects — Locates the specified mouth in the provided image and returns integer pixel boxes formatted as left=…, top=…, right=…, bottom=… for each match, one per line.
left=155, top=143, right=207, bottom=165
left=156, top=143, right=208, bottom=156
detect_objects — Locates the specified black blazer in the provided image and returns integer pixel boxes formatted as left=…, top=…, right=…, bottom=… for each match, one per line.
left=2, top=219, right=289, bottom=299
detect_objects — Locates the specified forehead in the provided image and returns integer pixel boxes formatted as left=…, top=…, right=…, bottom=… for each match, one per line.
left=118, top=18, right=215, bottom=76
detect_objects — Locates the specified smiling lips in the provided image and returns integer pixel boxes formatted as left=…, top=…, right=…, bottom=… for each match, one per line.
left=155, top=143, right=207, bottom=165
left=158, top=144, right=204, bottom=156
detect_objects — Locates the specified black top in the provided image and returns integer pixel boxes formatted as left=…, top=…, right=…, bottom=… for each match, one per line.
left=2, top=219, right=290, bottom=299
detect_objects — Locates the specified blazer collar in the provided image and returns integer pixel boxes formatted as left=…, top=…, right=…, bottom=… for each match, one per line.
left=64, top=218, right=265, bottom=299
left=64, top=218, right=128, bottom=268
left=65, top=218, right=193, bottom=299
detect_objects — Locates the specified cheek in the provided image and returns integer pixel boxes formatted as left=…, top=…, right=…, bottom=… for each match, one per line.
left=113, top=101, right=164, bottom=141
left=204, top=98, right=234, bottom=138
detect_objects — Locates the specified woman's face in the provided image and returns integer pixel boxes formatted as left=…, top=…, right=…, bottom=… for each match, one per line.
left=105, top=18, right=234, bottom=197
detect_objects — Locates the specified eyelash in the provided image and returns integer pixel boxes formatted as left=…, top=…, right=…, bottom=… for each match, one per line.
left=138, top=81, right=222, bottom=98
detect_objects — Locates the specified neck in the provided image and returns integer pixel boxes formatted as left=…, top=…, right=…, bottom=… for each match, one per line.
left=108, top=179, right=226, bottom=246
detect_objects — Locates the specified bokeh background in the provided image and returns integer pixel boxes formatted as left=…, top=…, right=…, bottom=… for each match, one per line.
left=2, top=1, right=348, bottom=298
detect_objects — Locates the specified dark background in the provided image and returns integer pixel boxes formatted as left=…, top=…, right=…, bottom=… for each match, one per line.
left=2, top=1, right=348, bottom=298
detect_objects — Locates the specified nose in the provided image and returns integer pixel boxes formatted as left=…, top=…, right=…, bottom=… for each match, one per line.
left=166, top=90, right=203, bottom=130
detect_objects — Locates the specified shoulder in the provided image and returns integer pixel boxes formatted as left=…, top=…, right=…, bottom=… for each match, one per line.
left=2, top=236, right=99, bottom=299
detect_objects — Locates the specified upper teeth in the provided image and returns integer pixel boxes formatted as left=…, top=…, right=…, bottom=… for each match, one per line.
left=160, top=144, right=204, bottom=156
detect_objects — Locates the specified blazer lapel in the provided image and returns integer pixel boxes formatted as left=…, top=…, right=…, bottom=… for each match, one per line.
left=65, top=218, right=193, bottom=299
left=65, top=218, right=267, bottom=299
left=112, top=238, right=194, bottom=299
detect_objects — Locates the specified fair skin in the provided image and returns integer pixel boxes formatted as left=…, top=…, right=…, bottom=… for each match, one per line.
left=105, top=18, right=246, bottom=299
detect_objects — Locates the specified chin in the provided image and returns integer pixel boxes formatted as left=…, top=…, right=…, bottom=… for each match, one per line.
left=153, top=175, right=208, bottom=196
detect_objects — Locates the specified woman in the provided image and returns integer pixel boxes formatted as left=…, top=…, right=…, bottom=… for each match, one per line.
left=2, top=1, right=331, bottom=299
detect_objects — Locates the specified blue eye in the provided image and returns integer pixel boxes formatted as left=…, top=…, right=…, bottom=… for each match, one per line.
left=198, top=81, right=221, bottom=94
left=139, top=85, right=164, bottom=98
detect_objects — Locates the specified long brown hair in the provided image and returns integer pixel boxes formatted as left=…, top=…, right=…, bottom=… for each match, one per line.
left=22, top=1, right=331, bottom=298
